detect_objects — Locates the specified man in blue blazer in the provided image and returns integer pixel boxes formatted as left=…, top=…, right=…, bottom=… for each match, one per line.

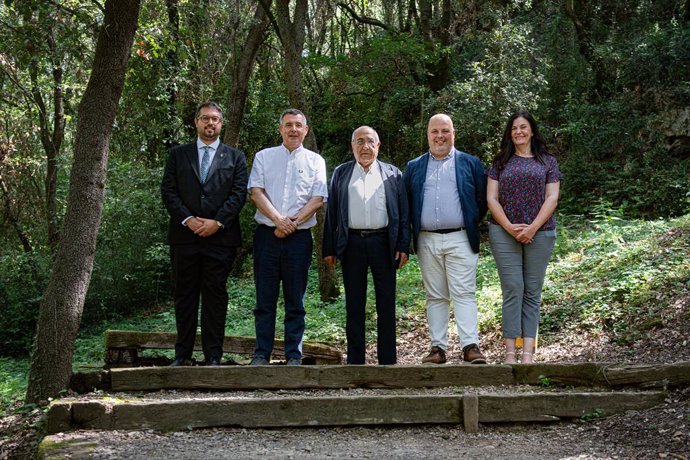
left=161, top=101, right=248, bottom=366
left=403, top=114, right=488, bottom=364
left=323, top=126, right=410, bottom=364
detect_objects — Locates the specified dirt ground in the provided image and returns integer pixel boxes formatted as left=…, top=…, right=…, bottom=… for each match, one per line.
left=2, top=295, right=689, bottom=460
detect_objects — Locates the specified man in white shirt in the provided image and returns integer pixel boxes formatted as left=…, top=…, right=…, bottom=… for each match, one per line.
left=247, top=109, right=328, bottom=366
left=323, top=126, right=409, bottom=365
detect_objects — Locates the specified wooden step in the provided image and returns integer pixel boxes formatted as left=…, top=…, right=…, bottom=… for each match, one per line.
left=514, top=361, right=690, bottom=388
left=95, top=362, right=690, bottom=392
left=104, top=330, right=343, bottom=366
left=45, top=391, right=667, bottom=434
left=108, top=364, right=515, bottom=391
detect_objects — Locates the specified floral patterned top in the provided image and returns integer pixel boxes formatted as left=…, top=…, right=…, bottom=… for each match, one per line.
left=487, top=154, right=562, bottom=231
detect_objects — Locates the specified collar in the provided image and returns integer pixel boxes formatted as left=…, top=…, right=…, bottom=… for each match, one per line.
left=429, top=147, right=455, bottom=162
left=281, top=143, right=304, bottom=155
left=355, top=160, right=378, bottom=175
left=197, top=138, right=221, bottom=151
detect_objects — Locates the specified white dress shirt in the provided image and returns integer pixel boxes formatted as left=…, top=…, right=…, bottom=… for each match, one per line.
left=248, top=144, right=328, bottom=229
left=348, top=161, right=388, bottom=230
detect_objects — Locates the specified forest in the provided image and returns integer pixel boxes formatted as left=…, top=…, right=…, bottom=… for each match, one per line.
left=0, top=0, right=688, bottom=400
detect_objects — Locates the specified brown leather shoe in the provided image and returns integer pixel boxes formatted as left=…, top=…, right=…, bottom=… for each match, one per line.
left=463, top=344, right=487, bottom=364
left=421, top=346, right=447, bottom=364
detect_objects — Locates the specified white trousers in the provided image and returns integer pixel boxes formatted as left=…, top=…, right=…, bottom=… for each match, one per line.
left=417, top=230, right=479, bottom=349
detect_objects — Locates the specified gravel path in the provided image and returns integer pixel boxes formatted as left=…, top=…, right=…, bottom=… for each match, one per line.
left=44, top=424, right=619, bottom=459
left=37, top=386, right=689, bottom=460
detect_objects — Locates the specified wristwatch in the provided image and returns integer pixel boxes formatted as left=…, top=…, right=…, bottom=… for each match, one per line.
left=216, top=220, right=223, bottom=228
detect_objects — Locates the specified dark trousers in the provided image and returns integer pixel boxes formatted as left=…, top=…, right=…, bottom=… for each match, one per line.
left=171, top=243, right=236, bottom=361
left=253, top=225, right=312, bottom=360
left=341, top=232, right=397, bottom=364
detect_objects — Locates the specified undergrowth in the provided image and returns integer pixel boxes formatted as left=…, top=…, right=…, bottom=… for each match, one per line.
left=1, top=213, right=688, bottom=409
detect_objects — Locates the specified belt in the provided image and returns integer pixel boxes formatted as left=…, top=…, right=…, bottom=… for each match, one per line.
left=349, top=228, right=387, bottom=237
left=424, top=227, right=465, bottom=234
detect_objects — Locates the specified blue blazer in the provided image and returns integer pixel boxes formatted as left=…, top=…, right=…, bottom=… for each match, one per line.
left=403, top=149, right=487, bottom=254
left=323, top=160, right=410, bottom=267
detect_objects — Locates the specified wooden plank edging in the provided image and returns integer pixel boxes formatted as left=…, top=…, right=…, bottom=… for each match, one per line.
left=513, top=361, right=690, bottom=388
left=109, top=364, right=515, bottom=391
left=104, top=330, right=342, bottom=363
left=46, top=391, right=667, bottom=434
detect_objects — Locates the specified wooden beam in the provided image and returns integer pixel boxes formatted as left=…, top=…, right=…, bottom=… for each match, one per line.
left=104, top=330, right=342, bottom=363
left=513, top=362, right=690, bottom=388
left=462, top=394, right=479, bottom=433
left=109, top=365, right=515, bottom=391
left=478, top=392, right=666, bottom=422
left=46, top=391, right=667, bottom=433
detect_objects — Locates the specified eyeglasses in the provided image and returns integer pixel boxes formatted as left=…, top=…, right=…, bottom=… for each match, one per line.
left=353, top=138, right=377, bottom=146
left=198, top=115, right=223, bottom=124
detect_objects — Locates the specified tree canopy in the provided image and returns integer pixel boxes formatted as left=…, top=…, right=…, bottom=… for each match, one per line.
left=0, top=0, right=688, bottom=363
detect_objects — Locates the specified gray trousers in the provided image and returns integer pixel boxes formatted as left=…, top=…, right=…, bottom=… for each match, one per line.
left=488, top=223, right=556, bottom=338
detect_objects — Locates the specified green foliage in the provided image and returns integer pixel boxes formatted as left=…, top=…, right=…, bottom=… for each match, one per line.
left=538, top=375, right=552, bottom=387
left=83, top=160, right=170, bottom=325
left=2, top=0, right=689, bottom=369
left=439, top=19, right=550, bottom=160
left=0, top=358, right=29, bottom=416
left=538, top=214, right=690, bottom=344
left=2, top=213, right=688, bottom=410
left=310, top=33, right=432, bottom=169
left=580, top=407, right=604, bottom=422
left=557, top=100, right=690, bottom=218
left=0, top=252, right=51, bottom=355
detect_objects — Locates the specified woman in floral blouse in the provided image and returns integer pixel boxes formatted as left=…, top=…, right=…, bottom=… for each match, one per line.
left=487, top=111, right=561, bottom=363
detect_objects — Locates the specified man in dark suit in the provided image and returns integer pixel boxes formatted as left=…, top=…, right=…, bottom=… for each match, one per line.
left=161, top=101, right=248, bottom=366
left=323, top=126, right=410, bottom=365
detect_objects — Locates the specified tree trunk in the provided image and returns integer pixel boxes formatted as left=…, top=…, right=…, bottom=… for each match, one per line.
left=163, top=0, right=180, bottom=154
left=26, top=0, right=142, bottom=404
left=417, top=0, right=452, bottom=92
left=313, top=206, right=339, bottom=300
left=224, top=1, right=271, bottom=148
left=564, top=0, right=607, bottom=100
left=29, top=27, right=65, bottom=253
left=263, top=0, right=338, bottom=301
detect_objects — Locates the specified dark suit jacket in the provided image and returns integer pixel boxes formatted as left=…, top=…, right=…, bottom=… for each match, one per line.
left=161, top=141, right=248, bottom=247
left=403, top=149, right=487, bottom=254
left=323, top=160, right=410, bottom=267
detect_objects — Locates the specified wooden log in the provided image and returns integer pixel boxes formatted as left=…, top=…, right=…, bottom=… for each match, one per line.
left=478, top=391, right=666, bottom=422
left=47, top=396, right=462, bottom=432
left=462, top=394, right=479, bottom=433
left=513, top=363, right=608, bottom=387
left=597, top=362, right=690, bottom=388
left=45, top=391, right=667, bottom=433
left=45, top=402, right=72, bottom=434
left=513, top=362, right=690, bottom=389
left=71, top=401, right=114, bottom=430
left=69, top=371, right=111, bottom=393
left=109, top=365, right=515, bottom=391
left=104, top=330, right=342, bottom=364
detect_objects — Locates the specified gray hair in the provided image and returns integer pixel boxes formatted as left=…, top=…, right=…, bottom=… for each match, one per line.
left=280, top=108, right=308, bottom=126
left=351, top=125, right=380, bottom=142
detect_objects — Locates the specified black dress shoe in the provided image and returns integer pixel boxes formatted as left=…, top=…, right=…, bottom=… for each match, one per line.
left=206, top=357, right=221, bottom=366
left=170, top=357, right=192, bottom=367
